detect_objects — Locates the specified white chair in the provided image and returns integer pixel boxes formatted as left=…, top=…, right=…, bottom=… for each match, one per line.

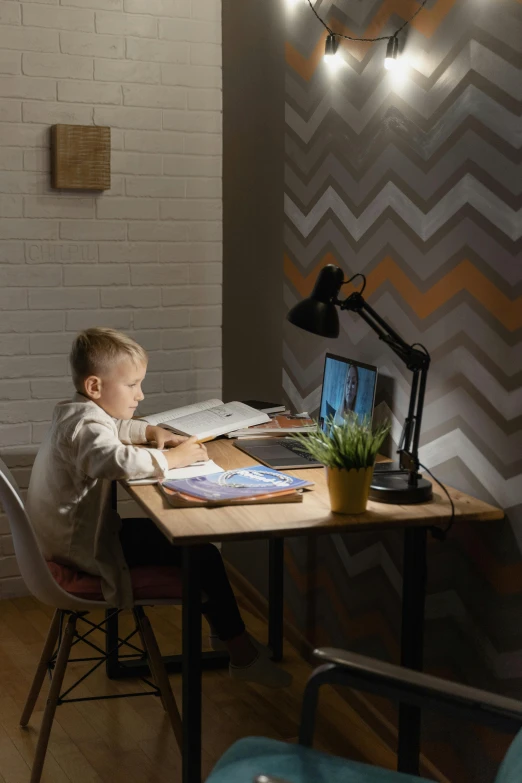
left=0, top=457, right=182, bottom=783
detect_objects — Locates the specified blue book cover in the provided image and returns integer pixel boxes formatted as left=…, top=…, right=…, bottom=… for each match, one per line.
left=163, top=465, right=313, bottom=502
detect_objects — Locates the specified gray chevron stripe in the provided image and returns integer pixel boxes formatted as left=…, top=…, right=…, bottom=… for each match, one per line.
left=282, top=340, right=522, bottom=431
left=283, top=329, right=522, bottom=391
left=284, top=219, right=521, bottom=284
left=283, top=337, right=522, bottom=405
left=287, top=58, right=521, bottom=129
left=287, top=166, right=520, bottom=217
left=286, top=160, right=520, bottom=219
left=481, top=2, right=522, bottom=57
left=285, top=138, right=521, bottom=207
left=286, top=37, right=522, bottom=116
left=283, top=335, right=522, bottom=418
left=422, top=395, right=522, bottom=461
left=284, top=201, right=521, bottom=252
left=284, top=178, right=521, bottom=241
left=420, top=417, right=522, bottom=477
left=286, top=85, right=521, bottom=149
left=286, top=119, right=520, bottom=179
left=284, top=288, right=522, bottom=372
left=428, top=334, right=522, bottom=386
left=422, top=430, right=521, bottom=507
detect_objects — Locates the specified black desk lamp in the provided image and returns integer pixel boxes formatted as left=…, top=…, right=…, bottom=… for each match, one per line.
left=287, top=264, right=432, bottom=504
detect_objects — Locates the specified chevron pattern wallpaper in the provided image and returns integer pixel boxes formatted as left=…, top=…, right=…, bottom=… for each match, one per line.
left=282, top=0, right=521, bottom=779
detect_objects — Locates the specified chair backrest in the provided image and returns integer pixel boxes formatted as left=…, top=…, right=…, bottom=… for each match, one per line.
left=495, top=727, right=522, bottom=783
left=0, top=457, right=104, bottom=611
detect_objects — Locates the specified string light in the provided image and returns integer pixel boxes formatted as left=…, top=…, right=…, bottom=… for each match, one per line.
left=304, top=0, right=428, bottom=70
left=384, top=36, right=399, bottom=70
left=324, top=33, right=343, bottom=70
left=324, top=33, right=339, bottom=61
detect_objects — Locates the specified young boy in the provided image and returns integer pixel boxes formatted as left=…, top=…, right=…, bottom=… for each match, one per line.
left=27, top=327, right=291, bottom=688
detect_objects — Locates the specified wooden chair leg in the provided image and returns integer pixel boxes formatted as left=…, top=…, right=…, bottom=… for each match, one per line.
left=133, top=607, right=182, bottom=751
left=20, top=609, right=62, bottom=727
left=30, top=613, right=77, bottom=783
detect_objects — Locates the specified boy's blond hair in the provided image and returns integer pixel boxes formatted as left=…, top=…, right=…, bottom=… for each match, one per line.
left=70, top=328, right=147, bottom=390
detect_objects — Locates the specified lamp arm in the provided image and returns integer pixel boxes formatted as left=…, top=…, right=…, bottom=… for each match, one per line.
left=340, top=292, right=430, bottom=476
left=340, top=293, right=429, bottom=372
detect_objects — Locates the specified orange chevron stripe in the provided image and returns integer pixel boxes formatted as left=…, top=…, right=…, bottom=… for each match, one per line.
left=286, top=0, right=458, bottom=80
left=284, top=255, right=522, bottom=330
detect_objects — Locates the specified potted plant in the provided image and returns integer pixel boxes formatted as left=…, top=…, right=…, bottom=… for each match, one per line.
left=292, top=416, right=391, bottom=514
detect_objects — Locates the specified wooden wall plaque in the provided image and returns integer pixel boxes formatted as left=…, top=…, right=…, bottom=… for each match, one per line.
left=51, top=124, right=111, bottom=190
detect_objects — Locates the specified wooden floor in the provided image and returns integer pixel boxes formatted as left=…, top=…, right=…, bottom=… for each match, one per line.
left=0, top=592, right=398, bottom=783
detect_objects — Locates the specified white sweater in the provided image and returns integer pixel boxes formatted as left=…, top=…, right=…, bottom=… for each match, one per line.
left=27, top=393, right=168, bottom=608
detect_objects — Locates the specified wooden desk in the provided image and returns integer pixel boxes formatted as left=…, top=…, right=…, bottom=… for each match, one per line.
left=114, top=440, right=503, bottom=783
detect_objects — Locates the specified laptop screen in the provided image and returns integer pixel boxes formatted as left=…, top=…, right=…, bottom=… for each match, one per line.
left=318, top=353, right=378, bottom=432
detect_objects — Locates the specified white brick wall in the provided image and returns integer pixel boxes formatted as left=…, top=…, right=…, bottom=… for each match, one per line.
left=0, top=0, right=222, bottom=597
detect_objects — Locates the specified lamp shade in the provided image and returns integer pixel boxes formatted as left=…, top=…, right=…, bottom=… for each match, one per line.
left=287, top=264, right=344, bottom=338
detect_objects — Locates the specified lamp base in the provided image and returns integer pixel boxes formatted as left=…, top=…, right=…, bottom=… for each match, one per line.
left=369, top=471, right=432, bottom=505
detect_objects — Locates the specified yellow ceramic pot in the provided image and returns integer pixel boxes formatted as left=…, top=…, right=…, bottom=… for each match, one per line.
left=326, top=465, right=374, bottom=514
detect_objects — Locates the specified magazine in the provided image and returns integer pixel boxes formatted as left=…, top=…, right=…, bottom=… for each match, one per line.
left=163, top=465, right=314, bottom=502
left=159, top=484, right=304, bottom=508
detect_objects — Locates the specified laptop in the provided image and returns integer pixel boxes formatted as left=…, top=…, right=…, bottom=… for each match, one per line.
left=234, top=353, right=379, bottom=469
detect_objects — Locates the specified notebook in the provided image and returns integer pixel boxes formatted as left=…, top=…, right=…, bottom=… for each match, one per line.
left=235, top=353, right=378, bottom=469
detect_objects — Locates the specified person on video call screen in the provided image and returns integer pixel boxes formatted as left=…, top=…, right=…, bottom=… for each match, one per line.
left=320, top=358, right=376, bottom=430
left=334, top=364, right=359, bottom=423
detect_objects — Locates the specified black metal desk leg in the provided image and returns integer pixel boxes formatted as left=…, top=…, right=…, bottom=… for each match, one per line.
left=398, top=526, right=427, bottom=775
left=268, top=538, right=285, bottom=662
left=182, top=545, right=202, bottom=783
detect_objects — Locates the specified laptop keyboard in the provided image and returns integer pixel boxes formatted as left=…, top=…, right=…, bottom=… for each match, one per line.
left=280, top=440, right=320, bottom=462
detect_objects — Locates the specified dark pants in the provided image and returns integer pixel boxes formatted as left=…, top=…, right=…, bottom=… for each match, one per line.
left=120, top=518, right=245, bottom=641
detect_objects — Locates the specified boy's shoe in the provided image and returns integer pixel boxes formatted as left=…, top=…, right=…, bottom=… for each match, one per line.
left=209, top=633, right=270, bottom=657
left=229, top=654, right=293, bottom=689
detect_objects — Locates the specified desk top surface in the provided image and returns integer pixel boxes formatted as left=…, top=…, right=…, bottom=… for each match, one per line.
left=121, top=440, right=504, bottom=545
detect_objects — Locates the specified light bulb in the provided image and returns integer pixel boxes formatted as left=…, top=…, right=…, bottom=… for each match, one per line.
left=324, top=33, right=339, bottom=62
left=324, top=33, right=343, bottom=70
left=384, top=36, right=399, bottom=70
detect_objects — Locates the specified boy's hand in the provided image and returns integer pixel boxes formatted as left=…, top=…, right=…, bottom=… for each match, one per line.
left=145, top=425, right=188, bottom=450
left=165, top=436, right=209, bottom=469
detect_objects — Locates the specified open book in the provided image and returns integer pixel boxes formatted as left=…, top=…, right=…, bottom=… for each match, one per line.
left=141, top=399, right=270, bottom=441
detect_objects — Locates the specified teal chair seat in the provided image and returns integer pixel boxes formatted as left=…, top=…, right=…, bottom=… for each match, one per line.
left=208, top=736, right=432, bottom=783
left=205, top=647, right=522, bottom=783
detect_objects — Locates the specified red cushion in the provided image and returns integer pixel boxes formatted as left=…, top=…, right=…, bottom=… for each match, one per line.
left=47, top=562, right=182, bottom=602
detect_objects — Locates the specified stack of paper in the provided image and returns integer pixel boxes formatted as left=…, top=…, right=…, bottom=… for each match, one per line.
left=226, top=414, right=315, bottom=439
left=126, top=459, right=222, bottom=486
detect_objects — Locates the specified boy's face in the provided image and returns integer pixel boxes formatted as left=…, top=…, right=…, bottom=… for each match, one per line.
left=84, top=358, right=147, bottom=419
